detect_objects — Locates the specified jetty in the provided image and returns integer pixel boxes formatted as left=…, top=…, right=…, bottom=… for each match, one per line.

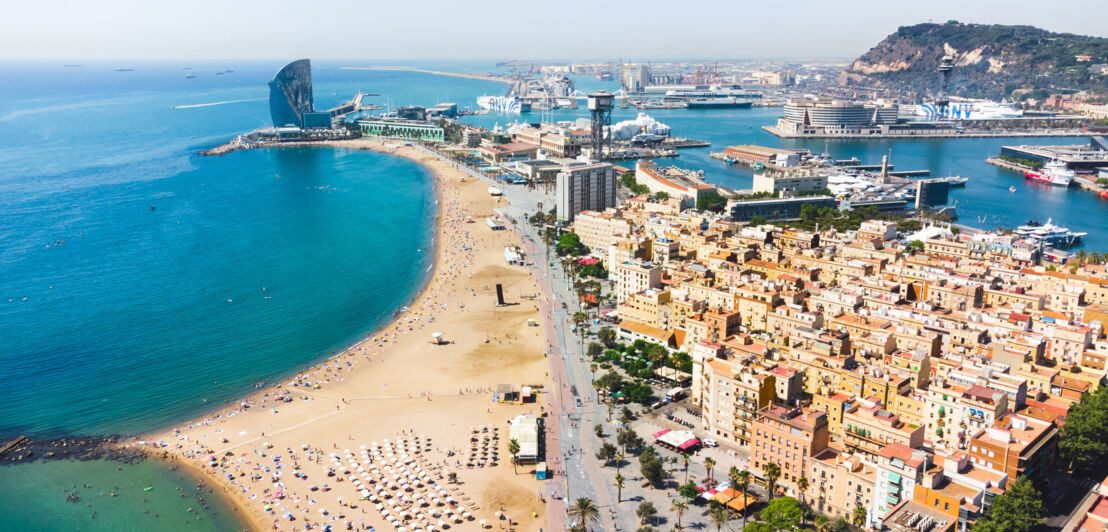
left=0, top=436, right=28, bottom=459
left=341, top=66, right=511, bottom=85
left=763, top=125, right=1092, bottom=139
left=987, top=156, right=1108, bottom=197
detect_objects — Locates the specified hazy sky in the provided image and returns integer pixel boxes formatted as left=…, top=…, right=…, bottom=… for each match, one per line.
left=2, top=0, right=1106, bottom=61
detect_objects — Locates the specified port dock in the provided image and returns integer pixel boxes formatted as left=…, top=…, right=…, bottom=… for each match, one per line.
left=764, top=124, right=1092, bottom=139
left=987, top=156, right=1108, bottom=197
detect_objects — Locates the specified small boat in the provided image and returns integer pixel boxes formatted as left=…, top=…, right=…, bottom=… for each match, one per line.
left=1009, top=186, right=1017, bottom=193
left=144, top=486, right=153, bottom=492
left=185, top=74, right=196, bottom=79
left=114, top=67, right=134, bottom=72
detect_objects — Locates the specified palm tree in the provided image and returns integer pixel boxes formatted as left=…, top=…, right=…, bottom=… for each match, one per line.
left=670, top=499, right=688, bottom=529
left=797, top=475, right=810, bottom=526
left=616, top=448, right=625, bottom=473
left=567, top=497, right=600, bottom=532
left=508, top=438, right=520, bottom=474
left=764, top=462, right=781, bottom=501
left=704, top=456, right=717, bottom=483
left=852, top=504, right=868, bottom=527
left=727, top=466, right=741, bottom=489
left=636, top=501, right=657, bottom=526
left=708, top=502, right=730, bottom=532
left=614, top=473, right=625, bottom=503
left=814, top=514, right=832, bottom=532
left=682, top=454, right=691, bottom=483
left=734, top=469, right=751, bottom=527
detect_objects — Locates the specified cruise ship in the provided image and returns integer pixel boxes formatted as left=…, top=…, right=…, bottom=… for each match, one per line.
left=1016, top=218, right=1086, bottom=247
left=687, top=97, right=754, bottom=109
left=915, top=100, right=1023, bottom=120
left=477, top=96, right=528, bottom=114
left=1024, top=160, right=1074, bottom=187
left=664, top=84, right=762, bottom=99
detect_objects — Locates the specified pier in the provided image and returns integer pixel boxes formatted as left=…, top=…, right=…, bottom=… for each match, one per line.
left=341, top=66, right=511, bottom=85
left=839, top=165, right=930, bottom=177
left=763, top=125, right=1093, bottom=139
left=662, top=137, right=710, bottom=148
left=987, top=157, right=1108, bottom=197
left=0, top=436, right=28, bottom=459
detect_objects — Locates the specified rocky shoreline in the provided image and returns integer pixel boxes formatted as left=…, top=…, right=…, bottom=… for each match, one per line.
left=0, top=435, right=148, bottom=465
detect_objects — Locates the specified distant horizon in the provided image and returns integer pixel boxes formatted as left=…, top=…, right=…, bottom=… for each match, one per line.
left=0, top=57, right=858, bottom=64
left=3, top=0, right=1106, bottom=61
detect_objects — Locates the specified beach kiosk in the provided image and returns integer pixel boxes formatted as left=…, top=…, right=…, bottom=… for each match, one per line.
left=535, top=462, right=547, bottom=480
left=430, top=332, right=444, bottom=345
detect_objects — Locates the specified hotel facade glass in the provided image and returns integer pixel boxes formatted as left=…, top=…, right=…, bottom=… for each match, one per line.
left=269, top=59, right=314, bottom=128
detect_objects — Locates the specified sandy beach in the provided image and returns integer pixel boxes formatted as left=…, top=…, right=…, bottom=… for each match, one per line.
left=141, top=139, right=553, bottom=531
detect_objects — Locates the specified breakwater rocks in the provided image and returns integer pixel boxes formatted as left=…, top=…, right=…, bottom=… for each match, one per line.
left=0, top=435, right=149, bottom=465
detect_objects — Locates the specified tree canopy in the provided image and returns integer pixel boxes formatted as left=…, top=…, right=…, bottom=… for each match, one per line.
left=557, top=232, right=587, bottom=256
left=696, top=190, right=728, bottom=213
left=1060, top=385, right=1108, bottom=474
left=971, top=477, right=1044, bottom=532
left=760, top=497, right=804, bottom=531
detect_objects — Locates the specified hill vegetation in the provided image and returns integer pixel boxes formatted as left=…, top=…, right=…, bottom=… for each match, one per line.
left=844, top=22, right=1108, bottom=100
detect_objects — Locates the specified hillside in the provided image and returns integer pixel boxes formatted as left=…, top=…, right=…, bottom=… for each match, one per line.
left=842, top=22, right=1108, bottom=100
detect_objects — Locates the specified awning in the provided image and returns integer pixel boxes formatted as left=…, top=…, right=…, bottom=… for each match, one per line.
left=652, top=428, right=671, bottom=439
left=887, top=472, right=902, bottom=483
left=726, top=495, right=755, bottom=513
left=887, top=483, right=901, bottom=495
left=886, top=494, right=900, bottom=505
left=677, top=438, right=700, bottom=450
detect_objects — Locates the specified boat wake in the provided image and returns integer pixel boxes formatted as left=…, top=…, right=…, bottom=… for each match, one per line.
left=172, top=98, right=264, bottom=109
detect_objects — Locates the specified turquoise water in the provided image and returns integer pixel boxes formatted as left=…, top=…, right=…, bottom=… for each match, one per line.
left=0, top=60, right=501, bottom=529
left=0, top=460, right=249, bottom=531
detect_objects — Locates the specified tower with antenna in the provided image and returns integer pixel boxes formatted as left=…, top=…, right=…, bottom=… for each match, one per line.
left=936, top=56, right=954, bottom=120
left=587, top=91, right=614, bottom=161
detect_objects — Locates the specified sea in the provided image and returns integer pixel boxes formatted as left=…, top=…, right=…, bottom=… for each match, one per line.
left=0, top=59, right=1104, bottom=530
